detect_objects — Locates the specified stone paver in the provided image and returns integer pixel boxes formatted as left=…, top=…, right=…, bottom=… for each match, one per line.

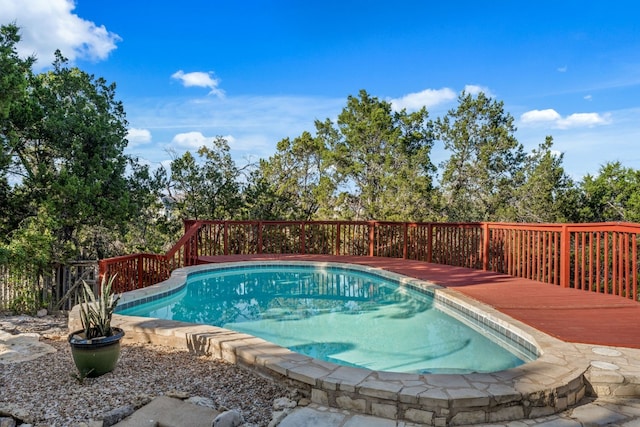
left=280, top=399, right=640, bottom=426
left=277, top=406, right=347, bottom=427
left=0, top=330, right=56, bottom=363
left=568, top=403, right=628, bottom=425
left=104, top=390, right=640, bottom=427
left=113, top=396, right=218, bottom=427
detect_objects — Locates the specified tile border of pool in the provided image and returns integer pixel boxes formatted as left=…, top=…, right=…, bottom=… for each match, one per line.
left=70, top=261, right=614, bottom=425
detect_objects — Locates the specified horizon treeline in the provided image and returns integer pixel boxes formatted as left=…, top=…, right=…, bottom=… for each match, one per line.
left=2, top=23, right=640, bottom=270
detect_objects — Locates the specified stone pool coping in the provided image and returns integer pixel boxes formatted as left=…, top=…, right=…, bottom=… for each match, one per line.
left=69, top=261, right=640, bottom=426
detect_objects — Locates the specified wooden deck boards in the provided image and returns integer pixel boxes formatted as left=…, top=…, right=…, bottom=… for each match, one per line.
left=198, top=254, right=640, bottom=349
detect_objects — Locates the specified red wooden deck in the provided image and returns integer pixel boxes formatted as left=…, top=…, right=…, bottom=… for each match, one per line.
left=198, top=254, right=640, bottom=349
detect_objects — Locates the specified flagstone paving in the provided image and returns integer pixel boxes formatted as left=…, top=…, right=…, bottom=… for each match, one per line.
left=278, top=398, right=640, bottom=426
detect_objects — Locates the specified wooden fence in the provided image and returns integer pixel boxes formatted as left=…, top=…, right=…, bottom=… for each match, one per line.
left=99, top=220, right=640, bottom=301
left=0, top=260, right=98, bottom=313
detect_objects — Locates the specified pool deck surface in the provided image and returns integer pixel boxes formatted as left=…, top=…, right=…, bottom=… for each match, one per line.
left=198, top=254, right=640, bottom=349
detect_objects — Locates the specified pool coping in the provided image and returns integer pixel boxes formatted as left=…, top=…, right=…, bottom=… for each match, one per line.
left=68, top=261, right=635, bottom=425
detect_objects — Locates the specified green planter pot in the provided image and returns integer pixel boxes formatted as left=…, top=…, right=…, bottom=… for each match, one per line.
left=68, top=327, right=125, bottom=377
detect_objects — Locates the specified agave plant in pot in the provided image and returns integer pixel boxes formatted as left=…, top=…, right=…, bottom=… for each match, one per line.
left=68, top=275, right=124, bottom=378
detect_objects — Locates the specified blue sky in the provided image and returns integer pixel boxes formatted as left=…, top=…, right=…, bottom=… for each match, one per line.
left=2, top=0, right=639, bottom=179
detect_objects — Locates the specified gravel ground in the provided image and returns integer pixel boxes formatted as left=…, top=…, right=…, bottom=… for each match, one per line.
left=0, top=313, right=295, bottom=426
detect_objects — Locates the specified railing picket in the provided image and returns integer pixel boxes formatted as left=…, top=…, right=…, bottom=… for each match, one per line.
left=625, top=233, right=630, bottom=298
left=633, top=234, right=638, bottom=300
left=611, top=231, right=615, bottom=294
left=604, top=233, right=610, bottom=294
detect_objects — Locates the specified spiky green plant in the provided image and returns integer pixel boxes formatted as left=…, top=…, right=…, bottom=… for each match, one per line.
left=79, top=275, right=121, bottom=339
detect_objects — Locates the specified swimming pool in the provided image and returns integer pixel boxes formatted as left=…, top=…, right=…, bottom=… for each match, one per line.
left=117, top=263, right=536, bottom=373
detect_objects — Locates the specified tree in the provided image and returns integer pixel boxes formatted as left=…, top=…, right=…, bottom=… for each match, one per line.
left=2, top=44, right=132, bottom=260
left=437, top=92, right=525, bottom=221
left=122, top=160, right=177, bottom=253
left=578, top=162, right=640, bottom=223
left=245, top=130, right=336, bottom=220
left=329, top=90, right=437, bottom=220
left=0, top=24, right=38, bottom=236
left=241, top=164, right=292, bottom=220
left=168, top=137, right=243, bottom=220
left=513, top=136, right=578, bottom=222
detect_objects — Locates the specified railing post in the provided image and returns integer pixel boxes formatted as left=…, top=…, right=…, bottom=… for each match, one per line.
left=403, top=223, right=408, bottom=259
left=633, top=234, right=638, bottom=300
left=190, top=232, right=199, bottom=266
left=369, top=221, right=375, bottom=257
left=336, top=223, right=341, bottom=256
left=223, top=222, right=229, bottom=255
left=137, top=254, right=144, bottom=290
left=258, top=221, right=263, bottom=254
left=184, top=235, right=191, bottom=266
left=560, top=224, right=570, bottom=288
left=300, top=222, right=306, bottom=255
left=482, top=223, right=490, bottom=271
left=427, top=223, right=433, bottom=263
left=194, top=227, right=200, bottom=263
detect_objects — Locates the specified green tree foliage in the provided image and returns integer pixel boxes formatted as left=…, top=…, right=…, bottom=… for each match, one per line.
left=328, top=90, right=437, bottom=220
left=123, top=161, right=177, bottom=253
left=12, top=52, right=131, bottom=259
left=437, top=92, right=525, bottom=222
left=168, top=137, right=243, bottom=220
left=250, top=90, right=438, bottom=221
left=241, top=164, right=291, bottom=220
left=513, top=136, right=579, bottom=223
left=1, top=25, right=139, bottom=262
left=578, top=161, right=640, bottom=223
left=244, top=131, right=336, bottom=220
left=0, top=24, right=38, bottom=234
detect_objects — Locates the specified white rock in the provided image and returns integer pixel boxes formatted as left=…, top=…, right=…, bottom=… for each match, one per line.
left=212, top=409, right=244, bottom=427
left=36, top=309, right=48, bottom=318
left=272, top=397, right=297, bottom=410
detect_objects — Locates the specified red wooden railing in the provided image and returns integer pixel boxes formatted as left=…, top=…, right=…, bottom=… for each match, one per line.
left=100, top=220, right=640, bottom=301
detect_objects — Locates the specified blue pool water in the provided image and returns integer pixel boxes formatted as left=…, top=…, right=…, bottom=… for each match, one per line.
left=118, top=265, right=531, bottom=373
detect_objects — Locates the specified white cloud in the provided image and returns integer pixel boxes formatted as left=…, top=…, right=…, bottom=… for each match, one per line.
left=558, top=112, right=612, bottom=129
left=520, top=109, right=611, bottom=129
left=0, top=0, right=120, bottom=68
left=463, top=84, right=494, bottom=97
left=557, top=66, right=568, bottom=72
left=126, top=128, right=152, bottom=147
left=171, top=70, right=225, bottom=97
left=171, top=131, right=211, bottom=150
left=521, top=109, right=563, bottom=123
left=584, top=95, right=592, bottom=101
left=390, top=88, right=456, bottom=111
left=170, top=132, right=236, bottom=150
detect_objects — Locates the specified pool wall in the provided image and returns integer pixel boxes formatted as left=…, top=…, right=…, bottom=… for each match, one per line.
left=70, top=261, right=595, bottom=425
